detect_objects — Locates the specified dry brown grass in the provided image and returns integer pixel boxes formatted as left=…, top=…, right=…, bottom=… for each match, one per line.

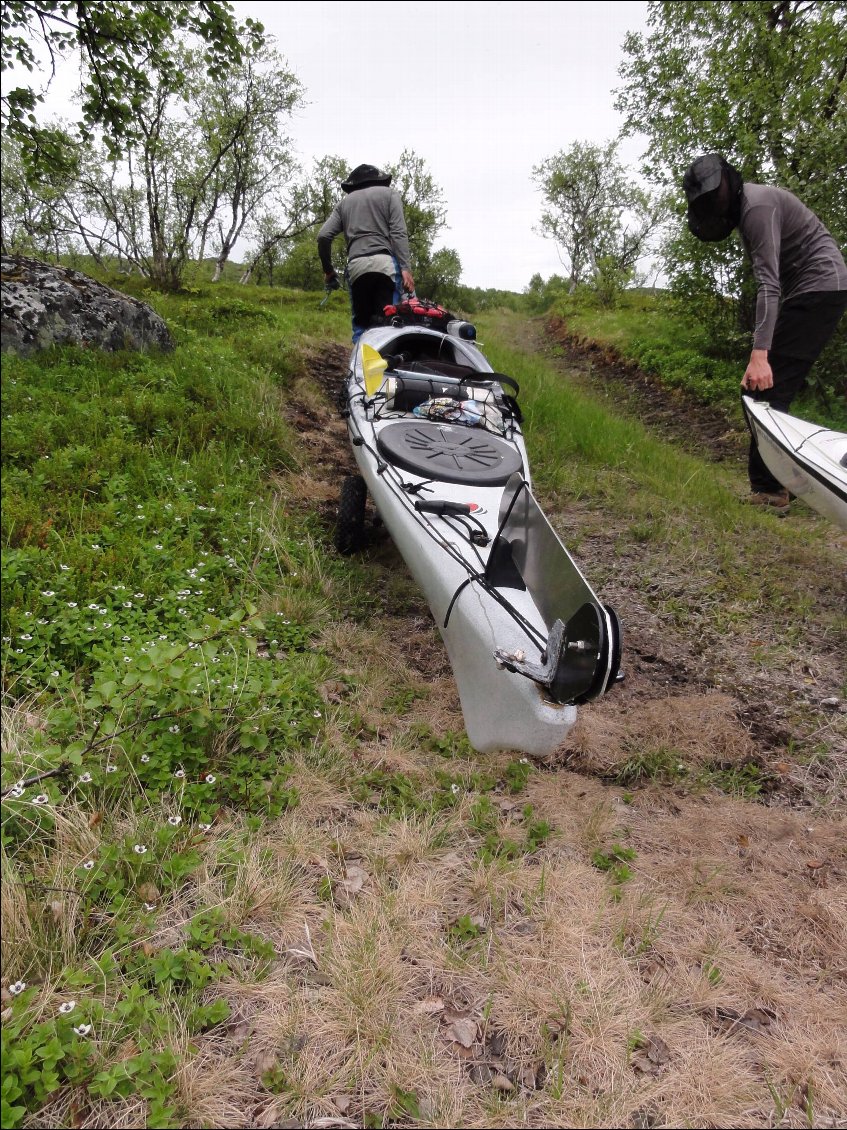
left=169, top=736, right=845, bottom=1128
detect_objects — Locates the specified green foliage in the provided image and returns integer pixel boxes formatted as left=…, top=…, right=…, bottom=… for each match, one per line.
left=2, top=2, right=264, bottom=161
left=524, top=273, right=571, bottom=313
left=0, top=282, right=347, bottom=1126
left=617, top=1, right=847, bottom=240
left=591, top=843, right=637, bottom=892
left=1, top=910, right=268, bottom=1128
left=547, top=287, right=845, bottom=423
left=533, top=139, right=666, bottom=297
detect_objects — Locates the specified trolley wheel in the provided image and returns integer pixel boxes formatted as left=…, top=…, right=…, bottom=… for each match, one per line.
left=335, top=474, right=367, bottom=555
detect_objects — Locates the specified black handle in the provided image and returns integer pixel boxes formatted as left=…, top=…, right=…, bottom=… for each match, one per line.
left=414, top=499, right=472, bottom=516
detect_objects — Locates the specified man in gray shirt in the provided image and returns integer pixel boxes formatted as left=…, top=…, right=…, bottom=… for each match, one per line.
left=683, top=153, right=847, bottom=512
left=318, top=164, right=416, bottom=342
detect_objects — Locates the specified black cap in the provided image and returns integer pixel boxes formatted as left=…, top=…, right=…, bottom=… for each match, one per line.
left=341, top=164, right=392, bottom=193
left=682, top=154, right=724, bottom=202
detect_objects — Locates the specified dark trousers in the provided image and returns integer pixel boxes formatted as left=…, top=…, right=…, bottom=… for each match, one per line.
left=350, top=272, right=397, bottom=341
left=748, top=290, right=847, bottom=492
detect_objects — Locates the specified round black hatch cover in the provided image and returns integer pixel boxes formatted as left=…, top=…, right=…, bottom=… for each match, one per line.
left=376, top=421, right=524, bottom=485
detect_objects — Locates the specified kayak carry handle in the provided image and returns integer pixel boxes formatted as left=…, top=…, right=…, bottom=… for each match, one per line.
left=414, top=499, right=472, bottom=516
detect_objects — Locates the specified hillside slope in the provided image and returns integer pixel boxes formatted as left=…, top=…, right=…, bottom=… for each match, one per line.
left=2, top=292, right=844, bottom=1130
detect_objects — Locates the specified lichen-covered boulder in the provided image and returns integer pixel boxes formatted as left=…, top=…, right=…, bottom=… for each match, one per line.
left=1, top=255, right=174, bottom=356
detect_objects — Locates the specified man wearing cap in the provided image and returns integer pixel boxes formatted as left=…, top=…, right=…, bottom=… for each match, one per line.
left=318, top=164, right=416, bottom=342
left=682, top=154, right=847, bottom=513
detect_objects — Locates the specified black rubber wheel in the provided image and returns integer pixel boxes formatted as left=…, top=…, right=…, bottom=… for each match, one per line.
left=335, top=475, right=367, bottom=555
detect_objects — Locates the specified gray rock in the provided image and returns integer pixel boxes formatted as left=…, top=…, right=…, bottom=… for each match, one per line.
left=1, top=255, right=174, bottom=356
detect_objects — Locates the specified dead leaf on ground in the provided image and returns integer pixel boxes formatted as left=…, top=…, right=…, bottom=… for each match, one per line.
left=443, top=1016, right=478, bottom=1048
left=631, top=1033, right=671, bottom=1075
left=334, top=858, right=368, bottom=904
left=413, top=996, right=445, bottom=1015
left=735, top=1006, right=777, bottom=1034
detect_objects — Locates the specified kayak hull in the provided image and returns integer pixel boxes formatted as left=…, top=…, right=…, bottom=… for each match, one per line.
left=743, top=396, right=847, bottom=531
left=340, top=324, right=620, bottom=755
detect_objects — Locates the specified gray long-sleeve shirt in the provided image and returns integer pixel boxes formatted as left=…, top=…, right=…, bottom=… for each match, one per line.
left=317, top=185, right=412, bottom=275
left=739, top=184, right=847, bottom=350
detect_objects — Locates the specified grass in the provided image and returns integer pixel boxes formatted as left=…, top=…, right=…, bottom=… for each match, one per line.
left=2, top=278, right=846, bottom=1128
left=543, top=288, right=847, bottom=428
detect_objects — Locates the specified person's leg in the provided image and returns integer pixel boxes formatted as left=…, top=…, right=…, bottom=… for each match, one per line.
left=350, top=273, right=396, bottom=340
left=747, top=291, right=847, bottom=494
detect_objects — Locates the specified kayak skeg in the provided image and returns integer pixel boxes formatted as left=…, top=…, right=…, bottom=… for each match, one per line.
left=337, top=322, right=623, bottom=755
left=743, top=396, right=847, bottom=531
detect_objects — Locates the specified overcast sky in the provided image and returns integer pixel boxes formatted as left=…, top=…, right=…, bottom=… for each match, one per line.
left=230, top=0, right=653, bottom=291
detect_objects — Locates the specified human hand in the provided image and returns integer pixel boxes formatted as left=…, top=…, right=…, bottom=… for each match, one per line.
left=401, top=269, right=415, bottom=294
left=741, top=350, right=773, bottom=392
left=325, top=271, right=340, bottom=291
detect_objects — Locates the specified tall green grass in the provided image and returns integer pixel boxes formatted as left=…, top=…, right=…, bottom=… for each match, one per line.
left=547, top=290, right=846, bottom=429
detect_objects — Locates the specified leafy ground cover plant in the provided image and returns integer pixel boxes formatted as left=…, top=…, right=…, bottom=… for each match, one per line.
left=1, top=283, right=350, bottom=1127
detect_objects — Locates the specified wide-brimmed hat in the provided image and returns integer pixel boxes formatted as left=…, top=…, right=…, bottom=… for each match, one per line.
left=682, top=154, right=724, bottom=203
left=341, top=164, right=392, bottom=193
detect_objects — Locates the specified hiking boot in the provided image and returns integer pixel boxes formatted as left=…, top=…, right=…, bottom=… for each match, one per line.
left=747, top=489, right=790, bottom=515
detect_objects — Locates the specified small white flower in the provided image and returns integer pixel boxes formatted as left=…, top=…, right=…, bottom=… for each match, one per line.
left=155, top=544, right=163, bottom=550
left=20, top=634, right=32, bottom=641
left=143, top=902, right=157, bottom=912
left=51, top=671, right=61, bottom=678
left=122, top=636, right=131, bottom=642
left=90, top=544, right=101, bottom=550
left=9, top=981, right=26, bottom=995
left=58, top=1001, right=76, bottom=1014
left=173, top=769, right=185, bottom=779
left=60, top=565, right=70, bottom=571
left=167, top=815, right=182, bottom=827
left=8, top=785, right=25, bottom=799
left=67, top=601, right=78, bottom=607
left=204, top=774, right=216, bottom=784
left=451, top=784, right=461, bottom=795
left=41, top=590, right=56, bottom=597
left=199, top=823, right=212, bottom=833
left=140, top=754, right=150, bottom=763
left=37, top=619, right=49, bottom=625
left=32, top=794, right=49, bottom=805
left=169, top=725, right=180, bottom=734
left=123, top=601, right=133, bottom=608
left=124, top=656, right=132, bottom=662
left=79, top=773, right=92, bottom=784
left=134, top=593, right=144, bottom=599
left=313, top=710, right=321, bottom=719
left=133, top=844, right=147, bottom=855
left=73, top=1024, right=92, bottom=1037
left=107, top=765, right=118, bottom=774
left=82, top=860, right=95, bottom=871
